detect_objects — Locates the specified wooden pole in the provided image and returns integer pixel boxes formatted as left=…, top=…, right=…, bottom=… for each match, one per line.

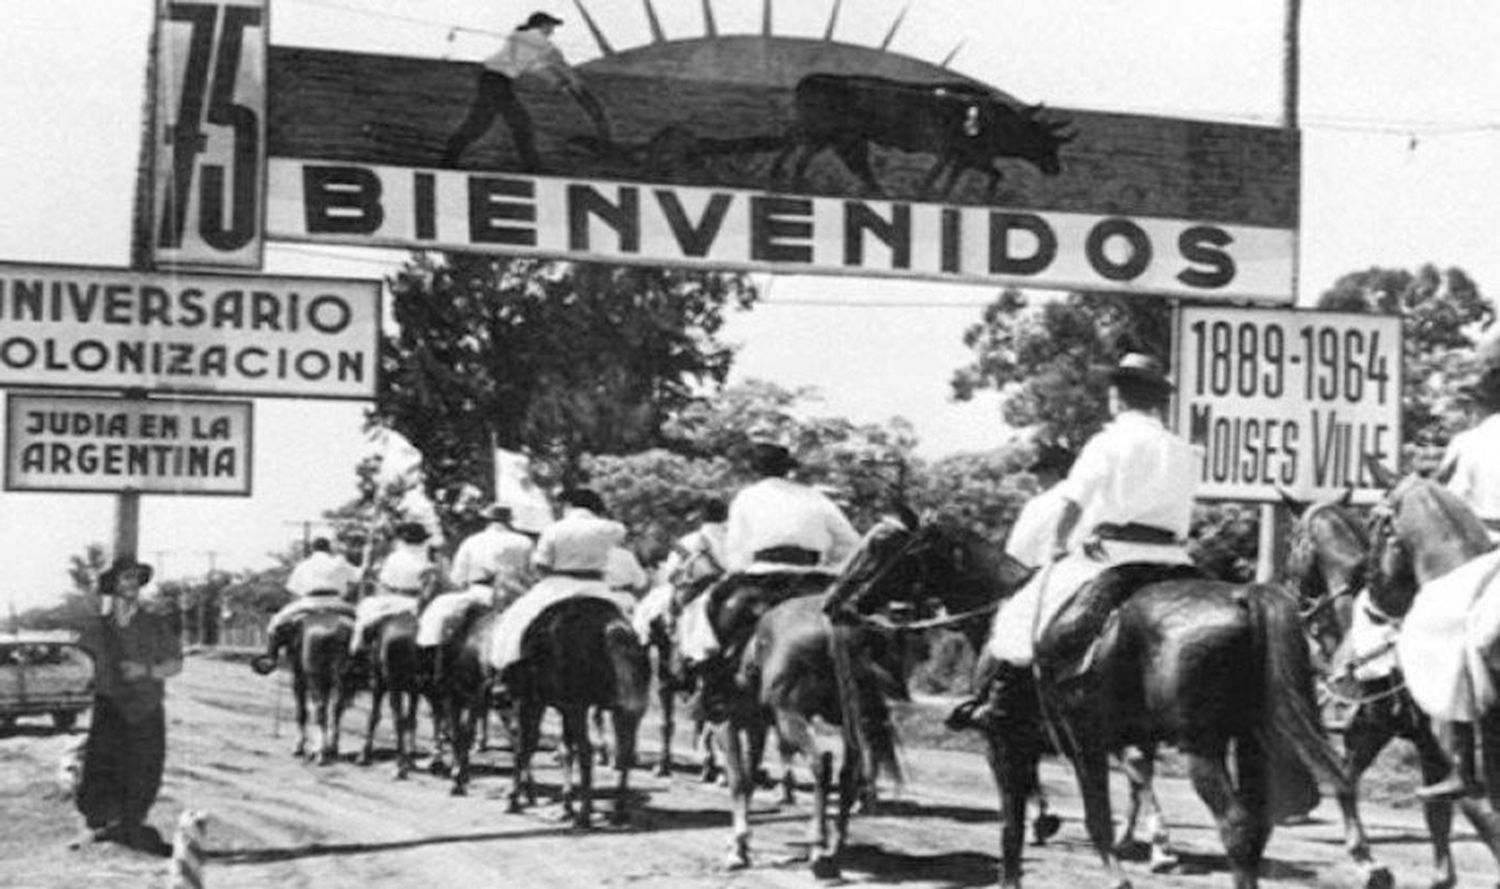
left=1258, top=0, right=1301, bottom=583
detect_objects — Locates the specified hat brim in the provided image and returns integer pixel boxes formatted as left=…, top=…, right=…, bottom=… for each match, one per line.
left=1108, top=367, right=1176, bottom=392
left=99, top=564, right=153, bottom=594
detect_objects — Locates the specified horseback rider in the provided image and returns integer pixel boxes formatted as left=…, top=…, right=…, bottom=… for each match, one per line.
left=665, top=498, right=729, bottom=612
left=484, top=487, right=630, bottom=677
left=677, top=437, right=860, bottom=669
left=1417, top=366, right=1500, bottom=801
left=253, top=537, right=359, bottom=675
left=350, top=522, right=438, bottom=661
left=604, top=542, right=650, bottom=617
left=416, top=504, right=535, bottom=682
left=951, top=352, right=1199, bottom=730
left=1440, top=365, right=1500, bottom=537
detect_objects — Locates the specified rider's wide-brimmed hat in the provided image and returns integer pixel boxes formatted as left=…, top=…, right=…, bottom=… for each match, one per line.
left=519, top=11, right=563, bottom=30
left=98, top=556, right=154, bottom=595
left=1106, top=352, right=1175, bottom=393
left=1027, top=442, right=1075, bottom=475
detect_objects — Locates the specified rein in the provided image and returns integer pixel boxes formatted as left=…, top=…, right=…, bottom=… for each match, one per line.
left=840, top=599, right=1003, bottom=634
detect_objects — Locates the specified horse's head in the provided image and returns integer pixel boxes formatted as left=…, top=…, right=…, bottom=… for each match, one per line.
left=1364, top=468, right=1493, bottom=619
left=825, top=512, right=1033, bottom=627
left=1282, top=487, right=1365, bottom=658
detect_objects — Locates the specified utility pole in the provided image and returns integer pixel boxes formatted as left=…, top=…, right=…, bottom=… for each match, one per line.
left=1257, top=0, right=1301, bottom=583
left=195, top=550, right=221, bottom=645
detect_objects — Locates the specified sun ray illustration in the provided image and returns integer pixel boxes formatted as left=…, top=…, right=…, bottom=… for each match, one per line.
left=940, top=40, right=964, bottom=68
left=823, top=0, right=843, bottom=41
left=642, top=0, right=666, bottom=45
left=571, top=0, right=614, bottom=57
left=701, top=0, right=718, bottom=37
left=880, top=3, right=910, bottom=51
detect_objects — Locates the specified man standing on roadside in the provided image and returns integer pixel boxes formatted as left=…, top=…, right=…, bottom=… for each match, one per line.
left=74, top=556, right=181, bottom=856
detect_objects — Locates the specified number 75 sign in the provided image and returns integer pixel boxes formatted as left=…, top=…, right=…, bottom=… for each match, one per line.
left=151, top=0, right=266, bottom=269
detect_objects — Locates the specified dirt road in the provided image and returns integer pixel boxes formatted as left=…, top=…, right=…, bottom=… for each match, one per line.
left=2, top=654, right=1496, bottom=889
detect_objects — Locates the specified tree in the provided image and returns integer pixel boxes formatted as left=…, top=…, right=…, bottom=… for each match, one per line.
left=587, top=380, right=921, bottom=563
left=950, top=288, right=1174, bottom=449
left=376, top=255, right=758, bottom=513
left=1316, top=264, right=1495, bottom=451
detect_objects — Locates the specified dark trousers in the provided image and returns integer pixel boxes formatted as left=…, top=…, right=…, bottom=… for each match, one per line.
left=76, top=698, right=166, bottom=832
left=443, top=70, right=539, bottom=171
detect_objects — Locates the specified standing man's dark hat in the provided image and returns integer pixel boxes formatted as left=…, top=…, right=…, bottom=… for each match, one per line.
left=98, top=556, right=154, bottom=596
left=1108, top=352, right=1175, bottom=392
left=519, top=11, right=564, bottom=30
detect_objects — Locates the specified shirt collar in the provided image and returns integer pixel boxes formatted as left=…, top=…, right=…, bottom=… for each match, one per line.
left=1111, top=410, right=1165, bottom=431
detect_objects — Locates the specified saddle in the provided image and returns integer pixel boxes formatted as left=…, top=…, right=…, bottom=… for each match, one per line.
left=693, top=571, right=834, bottom=720
left=1036, top=562, right=1204, bottom=685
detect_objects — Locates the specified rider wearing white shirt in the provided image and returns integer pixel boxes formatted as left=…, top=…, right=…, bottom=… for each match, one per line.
left=954, top=354, right=1198, bottom=731
left=486, top=489, right=630, bottom=675
left=1003, top=445, right=1077, bottom=570
left=725, top=445, right=860, bottom=574
left=257, top=538, right=359, bottom=673
left=1440, top=366, right=1500, bottom=534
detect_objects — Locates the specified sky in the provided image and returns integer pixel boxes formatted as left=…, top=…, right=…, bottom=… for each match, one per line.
left=0, top=0, right=1497, bottom=608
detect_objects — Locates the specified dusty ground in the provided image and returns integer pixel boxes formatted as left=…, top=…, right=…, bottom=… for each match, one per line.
left=1, top=653, right=1497, bottom=889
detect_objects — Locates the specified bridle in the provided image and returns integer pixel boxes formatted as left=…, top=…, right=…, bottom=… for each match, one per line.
left=829, top=522, right=1010, bottom=633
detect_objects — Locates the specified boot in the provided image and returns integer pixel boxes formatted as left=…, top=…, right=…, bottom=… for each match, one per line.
left=251, top=627, right=285, bottom=675
left=945, top=669, right=1011, bottom=733
left=1417, top=720, right=1480, bottom=801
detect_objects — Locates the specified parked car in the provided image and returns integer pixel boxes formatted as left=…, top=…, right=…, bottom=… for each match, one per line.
left=0, top=632, right=94, bottom=733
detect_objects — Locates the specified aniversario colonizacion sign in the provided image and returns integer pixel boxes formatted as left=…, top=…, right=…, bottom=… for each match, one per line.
left=0, top=263, right=379, bottom=399
left=1174, top=306, right=1403, bottom=503
left=5, top=393, right=252, bottom=495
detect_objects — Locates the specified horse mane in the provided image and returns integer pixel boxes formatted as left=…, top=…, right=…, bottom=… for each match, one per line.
left=921, top=519, right=1033, bottom=611
left=1392, top=476, right=1494, bottom=555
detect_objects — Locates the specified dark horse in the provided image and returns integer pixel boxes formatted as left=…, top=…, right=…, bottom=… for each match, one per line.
left=833, top=515, right=1390, bottom=889
left=427, top=603, right=501, bottom=796
left=703, top=519, right=921, bottom=876
left=504, top=596, right=650, bottom=828
left=1361, top=468, right=1500, bottom=883
left=358, top=612, right=425, bottom=779
left=1285, top=488, right=1500, bottom=888
left=277, top=610, right=356, bottom=764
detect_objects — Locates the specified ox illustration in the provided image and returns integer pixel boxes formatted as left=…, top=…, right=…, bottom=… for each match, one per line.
left=774, top=73, right=1075, bottom=199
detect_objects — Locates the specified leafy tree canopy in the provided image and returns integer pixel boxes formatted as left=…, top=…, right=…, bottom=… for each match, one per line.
left=376, top=254, right=758, bottom=510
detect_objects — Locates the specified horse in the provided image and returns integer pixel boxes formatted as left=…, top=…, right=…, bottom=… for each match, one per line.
left=283, top=610, right=357, bottom=765
left=731, top=576, right=920, bottom=879
left=1285, top=486, right=1500, bottom=889
left=427, top=603, right=502, bottom=796
left=696, top=517, right=931, bottom=875
left=634, top=580, right=719, bottom=780
left=1361, top=468, right=1500, bottom=875
left=358, top=611, right=426, bottom=779
left=504, top=596, right=650, bottom=828
left=831, top=514, right=1390, bottom=889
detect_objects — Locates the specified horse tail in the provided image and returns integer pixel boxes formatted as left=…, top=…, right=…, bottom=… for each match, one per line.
left=830, top=620, right=903, bottom=793
left=605, top=618, right=650, bottom=718
left=1246, top=583, right=1353, bottom=816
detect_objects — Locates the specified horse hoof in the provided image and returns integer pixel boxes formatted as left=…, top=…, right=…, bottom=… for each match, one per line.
left=1149, top=851, right=1180, bottom=875
left=1428, top=877, right=1456, bottom=889
left=723, top=848, right=751, bottom=871
left=1363, top=866, right=1393, bottom=889
left=1033, top=813, right=1061, bottom=844
left=1108, top=879, right=1132, bottom=889
left=654, top=763, right=671, bottom=778
left=810, top=856, right=841, bottom=880
left=450, top=783, right=467, bottom=798
left=506, top=799, right=523, bottom=815
left=429, top=759, right=451, bottom=777
left=357, top=753, right=372, bottom=767
left=394, top=768, right=409, bottom=782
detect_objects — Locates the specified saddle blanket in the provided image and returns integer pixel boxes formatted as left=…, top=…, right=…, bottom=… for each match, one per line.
left=1397, top=548, right=1500, bottom=721
left=677, top=591, right=719, bottom=663
left=269, top=595, right=354, bottom=632
left=416, top=586, right=497, bottom=647
left=483, top=576, right=626, bottom=674
left=632, top=582, right=675, bottom=640
left=986, top=541, right=1192, bottom=666
left=1333, top=590, right=1400, bottom=682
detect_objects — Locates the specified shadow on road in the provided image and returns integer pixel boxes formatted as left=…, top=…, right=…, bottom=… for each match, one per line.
left=208, top=825, right=578, bottom=865
left=835, top=843, right=1000, bottom=888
